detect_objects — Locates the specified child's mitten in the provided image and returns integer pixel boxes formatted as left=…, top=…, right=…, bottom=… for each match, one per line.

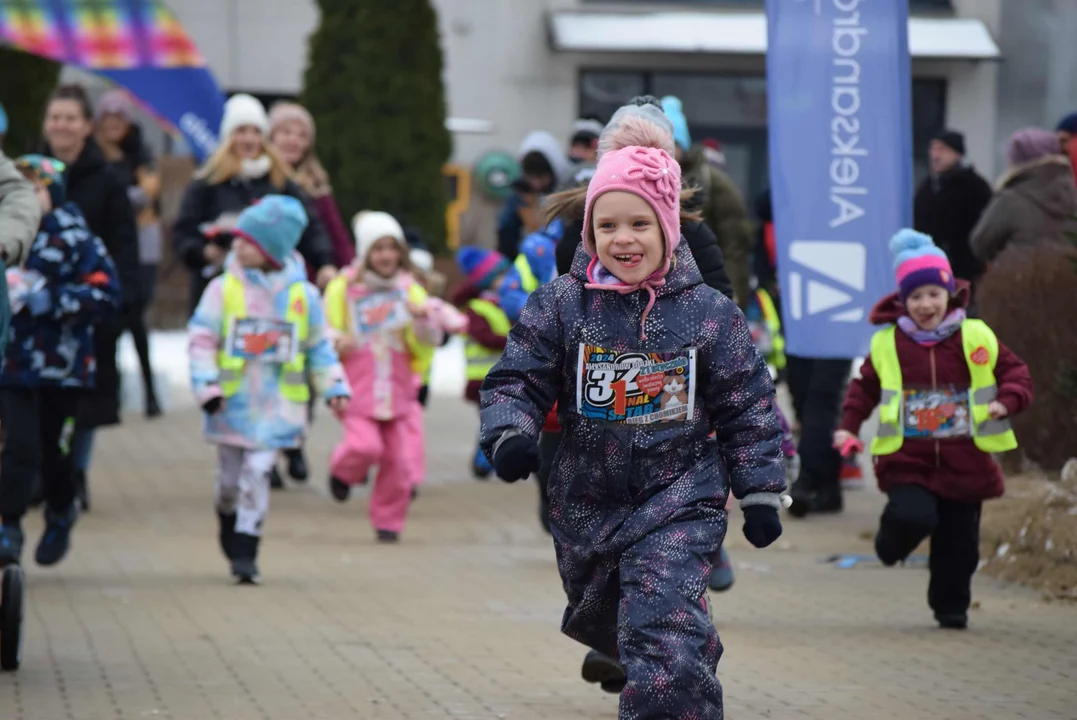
left=202, top=396, right=223, bottom=415
left=742, top=505, right=783, bottom=548
left=492, top=434, right=540, bottom=483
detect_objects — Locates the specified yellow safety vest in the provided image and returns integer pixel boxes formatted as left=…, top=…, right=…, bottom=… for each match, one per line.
left=465, top=298, right=511, bottom=382
left=324, top=275, right=434, bottom=377
left=514, top=253, right=540, bottom=293
left=869, top=319, right=1018, bottom=456
left=219, top=273, right=310, bottom=403
left=755, top=288, right=786, bottom=371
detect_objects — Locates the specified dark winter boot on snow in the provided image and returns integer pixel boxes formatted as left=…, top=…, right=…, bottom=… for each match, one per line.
left=284, top=448, right=309, bottom=481
left=935, top=613, right=968, bottom=630
left=230, top=533, right=261, bottom=584
left=581, top=650, right=626, bottom=694
left=217, top=511, right=237, bottom=560
left=0, top=525, right=24, bottom=567
left=268, top=465, right=285, bottom=490
left=330, top=476, right=351, bottom=502
left=35, top=504, right=78, bottom=567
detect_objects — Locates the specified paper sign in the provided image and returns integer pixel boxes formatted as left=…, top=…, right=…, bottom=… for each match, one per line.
left=352, top=290, right=410, bottom=335
left=226, top=318, right=298, bottom=363
left=903, top=386, right=971, bottom=439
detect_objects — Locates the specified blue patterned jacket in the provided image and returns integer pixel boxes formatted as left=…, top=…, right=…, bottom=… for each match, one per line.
left=0, top=203, right=120, bottom=389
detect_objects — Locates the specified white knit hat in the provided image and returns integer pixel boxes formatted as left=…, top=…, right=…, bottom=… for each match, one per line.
left=409, top=248, right=434, bottom=273
left=220, top=93, right=269, bottom=141
left=353, top=211, right=407, bottom=262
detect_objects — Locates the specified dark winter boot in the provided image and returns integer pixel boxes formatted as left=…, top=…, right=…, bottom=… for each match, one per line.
left=35, top=504, right=78, bottom=567
left=330, top=476, right=351, bottom=502
left=708, top=547, right=735, bottom=592
left=581, top=650, right=626, bottom=694
left=217, top=511, right=237, bottom=560
left=376, top=529, right=400, bottom=543
left=284, top=448, right=309, bottom=481
left=145, top=393, right=163, bottom=419
left=935, top=612, right=968, bottom=630
left=268, top=465, right=285, bottom=490
left=230, top=533, right=261, bottom=584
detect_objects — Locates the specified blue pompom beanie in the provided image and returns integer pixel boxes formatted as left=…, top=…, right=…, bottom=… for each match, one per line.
left=233, top=195, right=309, bottom=269
left=456, top=246, right=510, bottom=291
left=890, top=228, right=955, bottom=300
left=660, top=96, right=692, bottom=151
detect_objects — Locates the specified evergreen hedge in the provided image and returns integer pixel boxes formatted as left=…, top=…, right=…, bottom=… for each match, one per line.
left=302, top=0, right=452, bottom=252
left=0, top=48, right=61, bottom=157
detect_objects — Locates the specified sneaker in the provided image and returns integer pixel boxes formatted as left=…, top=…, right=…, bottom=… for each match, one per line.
left=284, top=448, right=309, bottom=482
left=581, top=650, right=626, bottom=694
left=0, top=525, right=24, bottom=567
left=268, top=466, right=285, bottom=491
left=376, top=529, right=400, bottom=543
left=708, top=547, right=735, bottom=592
left=472, top=446, right=492, bottom=480
left=35, top=504, right=78, bottom=567
left=217, top=511, right=237, bottom=561
left=935, top=613, right=968, bottom=630
left=330, top=475, right=350, bottom=502
left=230, top=533, right=261, bottom=584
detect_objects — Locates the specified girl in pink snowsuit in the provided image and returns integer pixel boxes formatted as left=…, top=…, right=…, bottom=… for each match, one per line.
left=324, top=211, right=457, bottom=541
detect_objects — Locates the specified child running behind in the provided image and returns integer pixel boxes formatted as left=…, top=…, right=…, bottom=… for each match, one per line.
left=835, top=229, right=1033, bottom=629
left=0, top=155, right=119, bottom=568
left=325, top=211, right=454, bottom=541
left=479, top=126, right=788, bottom=717
left=188, top=195, right=350, bottom=584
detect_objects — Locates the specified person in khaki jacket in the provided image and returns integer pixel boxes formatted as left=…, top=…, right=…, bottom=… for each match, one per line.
left=0, top=150, right=41, bottom=267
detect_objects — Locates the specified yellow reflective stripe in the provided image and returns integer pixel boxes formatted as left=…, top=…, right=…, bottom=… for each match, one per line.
left=514, top=254, right=539, bottom=293
left=468, top=298, right=512, bottom=336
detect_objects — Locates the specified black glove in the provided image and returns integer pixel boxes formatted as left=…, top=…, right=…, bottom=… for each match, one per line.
left=742, top=505, right=783, bottom=548
left=492, top=434, right=540, bottom=483
left=203, top=396, right=223, bottom=415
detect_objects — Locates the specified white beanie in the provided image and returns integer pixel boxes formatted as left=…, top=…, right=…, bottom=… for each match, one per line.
left=353, top=211, right=407, bottom=262
left=220, top=93, right=269, bottom=141
left=410, top=248, right=434, bottom=273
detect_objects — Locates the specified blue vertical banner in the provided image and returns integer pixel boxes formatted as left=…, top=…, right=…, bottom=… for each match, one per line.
left=765, top=0, right=912, bottom=359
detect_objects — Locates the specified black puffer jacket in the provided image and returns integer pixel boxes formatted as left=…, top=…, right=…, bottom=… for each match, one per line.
left=913, top=163, right=993, bottom=282
left=172, top=173, right=333, bottom=313
left=555, top=218, right=735, bottom=301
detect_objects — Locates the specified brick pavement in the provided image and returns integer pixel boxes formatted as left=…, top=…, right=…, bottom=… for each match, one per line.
left=0, top=396, right=1074, bottom=720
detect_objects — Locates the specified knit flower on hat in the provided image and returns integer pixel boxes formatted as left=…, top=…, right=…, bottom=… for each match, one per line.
left=622, top=147, right=680, bottom=210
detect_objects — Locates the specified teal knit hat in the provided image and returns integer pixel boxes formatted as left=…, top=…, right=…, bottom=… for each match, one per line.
left=233, top=195, right=308, bottom=268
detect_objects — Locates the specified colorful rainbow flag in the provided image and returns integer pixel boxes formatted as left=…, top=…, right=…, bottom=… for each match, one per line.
left=0, top=0, right=224, bottom=159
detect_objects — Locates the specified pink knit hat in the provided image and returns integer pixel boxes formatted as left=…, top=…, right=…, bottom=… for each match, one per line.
left=582, top=145, right=681, bottom=261
left=581, top=145, right=681, bottom=339
left=268, top=102, right=315, bottom=141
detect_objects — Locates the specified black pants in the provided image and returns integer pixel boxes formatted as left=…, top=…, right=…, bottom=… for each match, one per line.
left=786, top=355, right=852, bottom=495
left=875, top=484, right=982, bottom=616
left=0, top=387, right=82, bottom=524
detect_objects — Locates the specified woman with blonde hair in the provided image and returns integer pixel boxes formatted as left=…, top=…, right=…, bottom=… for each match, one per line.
left=172, top=94, right=335, bottom=315
left=268, top=102, right=355, bottom=269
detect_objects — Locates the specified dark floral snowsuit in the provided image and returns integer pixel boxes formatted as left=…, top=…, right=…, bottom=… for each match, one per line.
left=480, top=243, right=785, bottom=719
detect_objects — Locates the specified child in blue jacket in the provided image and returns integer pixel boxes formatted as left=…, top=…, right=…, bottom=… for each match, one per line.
left=479, top=130, right=788, bottom=717
left=0, top=155, right=119, bottom=568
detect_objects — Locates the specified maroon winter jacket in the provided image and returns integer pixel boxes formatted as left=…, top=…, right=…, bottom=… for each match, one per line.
left=840, top=283, right=1033, bottom=502
left=451, top=283, right=509, bottom=404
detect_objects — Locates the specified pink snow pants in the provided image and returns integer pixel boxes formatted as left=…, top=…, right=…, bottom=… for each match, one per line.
left=330, top=415, right=412, bottom=533
left=401, top=399, right=425, bottom=490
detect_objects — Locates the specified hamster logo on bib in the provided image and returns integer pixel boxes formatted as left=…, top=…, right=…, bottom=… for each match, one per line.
left=577, top=345, right=696, bottom=424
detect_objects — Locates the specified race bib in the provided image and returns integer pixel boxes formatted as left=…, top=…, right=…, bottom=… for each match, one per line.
left=352, top=290, right=410, bottom=335
left=903, top=386, right=971, bottom=439
left=576, top=345, right=696, bottom=424
left=226, top=318, right=298, bottom=363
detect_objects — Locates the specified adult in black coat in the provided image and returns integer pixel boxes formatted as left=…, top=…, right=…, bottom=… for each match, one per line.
left=172, top=94, right=334, bottom=315
left=40, top=86, right=139, bottom=431
left=913, top=130, right=993, bottom=285
left=39, top=84, right=140, bottom=513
